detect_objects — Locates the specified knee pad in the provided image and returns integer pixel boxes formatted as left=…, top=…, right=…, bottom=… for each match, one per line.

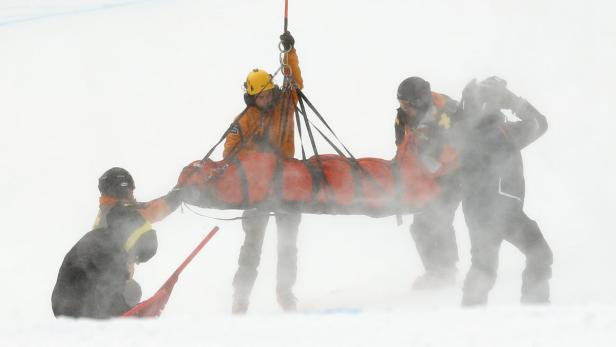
left=123, top=279, right=142, bottom=307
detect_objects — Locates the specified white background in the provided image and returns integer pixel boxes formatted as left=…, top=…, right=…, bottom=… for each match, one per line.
left=1, top=0, right=615, bottom=346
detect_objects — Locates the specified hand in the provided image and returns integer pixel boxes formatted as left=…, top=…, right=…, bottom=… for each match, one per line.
left=166, top=186, right=191, bottom=207
left=177, top=161, right=201, bottom=187
left=478, top=76, right=520, bottom=110
left=280, top=31, right=295, bottom=50
left=461, top=79, right=482, bottom=112
left=127, top=262, right=135, bottom=279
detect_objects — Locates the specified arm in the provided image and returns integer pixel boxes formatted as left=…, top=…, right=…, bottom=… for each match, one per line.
left=463, top=76, right=547, bottom=150
left=223, top=122, right=243, bottom=158
left=223, top=111, right=254, bottom=158
left=285, top=48, right=303, bottom=90
left=505, top=98, right=548, bottom=150
left=279, top=32, right=303, bottom=90
left=137, top=193, right=179, bottom=223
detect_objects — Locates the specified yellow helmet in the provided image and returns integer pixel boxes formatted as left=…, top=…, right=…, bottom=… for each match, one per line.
left=244, top=68, right=275, bottom=96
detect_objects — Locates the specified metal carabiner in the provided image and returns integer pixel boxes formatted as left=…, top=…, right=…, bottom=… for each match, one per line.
left=278, top=41, right=291, bottom=77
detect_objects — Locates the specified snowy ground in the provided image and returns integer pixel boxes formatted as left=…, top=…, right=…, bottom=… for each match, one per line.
left=1, top=0, right=615, bottom=346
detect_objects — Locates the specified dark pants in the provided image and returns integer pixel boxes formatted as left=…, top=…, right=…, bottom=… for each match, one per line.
left=411, top=183, right=461, bottom=273
left=52, top=278, right=139, bottom=319
left=461, top=187, right=553, bottom=305
left=232, top=209, right=301, bottom=302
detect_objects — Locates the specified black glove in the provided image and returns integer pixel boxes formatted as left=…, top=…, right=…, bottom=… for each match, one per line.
left=280, top=31, right=295, bottom=50
left=460, top=79, right=482, bottom=113
left=478, top=76, right=521, bottom=110
left=165, top=186, right=189, bottom=208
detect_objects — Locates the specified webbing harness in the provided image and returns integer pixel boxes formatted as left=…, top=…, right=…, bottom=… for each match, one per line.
left=183, top=2, right=390, bottom=221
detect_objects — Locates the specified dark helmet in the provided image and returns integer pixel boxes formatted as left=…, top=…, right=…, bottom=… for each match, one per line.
left=397, top=77, right=433, bottom=113
left=98, top=167, right=135, bottom=198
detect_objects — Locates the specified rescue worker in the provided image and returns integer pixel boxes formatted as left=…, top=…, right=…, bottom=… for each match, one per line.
left=454, top=76, right=553, bottom=305
left=224, top=31, right=303, bottom=314
left=51, top=205, right=158, bottom=318
left=395, top=77, right=462, bottom=289
left=51, top=167, right=183, bottom=318
left=94, top=167, right=183, bottom=229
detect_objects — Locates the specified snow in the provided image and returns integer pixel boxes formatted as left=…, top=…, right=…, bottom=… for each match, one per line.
left=1, top=0, right=615, bottom=346
left=3, top=307, right=616, bottom=347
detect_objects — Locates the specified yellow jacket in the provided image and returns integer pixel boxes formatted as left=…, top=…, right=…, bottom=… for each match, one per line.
left=223, top=48, right=303, bottom=159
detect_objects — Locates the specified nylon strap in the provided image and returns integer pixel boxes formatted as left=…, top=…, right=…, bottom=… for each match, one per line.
left=296, top=91, right=384, bottom=193
left=202, top=107, right=250, bottom=162
left=297, top=90, right=359, bottom=161
left=294, top=108, right=307, bottom=160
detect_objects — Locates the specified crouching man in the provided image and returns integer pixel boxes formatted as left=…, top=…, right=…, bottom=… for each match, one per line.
left=52, top=167, right=184, bottom=318
left=51, top=205, right=158, bottom=318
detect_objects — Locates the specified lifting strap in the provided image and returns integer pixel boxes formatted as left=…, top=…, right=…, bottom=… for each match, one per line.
left=297, top=90, right=360, bottom=162
left=295, top=90, right=384, bottom=192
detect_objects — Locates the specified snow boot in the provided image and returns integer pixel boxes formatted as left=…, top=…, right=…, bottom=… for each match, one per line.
left=277, top=292, right=297, bottom=313
left=412, top=268, right=457, bottom=290
left=521, top=275, right=550, bottom=305
left=232, top=297, right=249, bottom=315
left=461, top=267, right=495, bottom=306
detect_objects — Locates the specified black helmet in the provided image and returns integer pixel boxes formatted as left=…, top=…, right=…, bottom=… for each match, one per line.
left=98, top=167, right=135, bottom=198
left=397, top=77, right=433, bottom=113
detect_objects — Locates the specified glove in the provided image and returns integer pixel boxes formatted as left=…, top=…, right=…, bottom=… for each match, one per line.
left=478, top=76, right=521, bottom=110
left=177, top=161, right=201, bottom=187
left=280, top=31, right=295, bottom=50
left=165, top=186, right=190, bottom=207
left=461, top=79, right=481, bottom=112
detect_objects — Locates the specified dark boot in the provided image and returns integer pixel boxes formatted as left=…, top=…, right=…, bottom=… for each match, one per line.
left=520, top=266, right=551, bottom=304
left=277, top=290, right=297, bottom=313
left=462, top=266, right=496, bottom=306
left=521, top=280, right=550, bottom=305
left=410, top=194, right=460, bottom=285
left=510, top=219, right=553, bottom=305
left=232, top=295, right=249, bottom=315
left=412, top=267, right=457, bottom=290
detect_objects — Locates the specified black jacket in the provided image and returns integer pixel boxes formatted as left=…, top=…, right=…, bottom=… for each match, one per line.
left=51, top=228, right=131, bottom=318
left=395, top=93, right=459, bottom=147
left=455, top=101, right=547, bottom=203
left=395, top=93, right=461, bottom=188
left=52, top=205, right=156, bottom=318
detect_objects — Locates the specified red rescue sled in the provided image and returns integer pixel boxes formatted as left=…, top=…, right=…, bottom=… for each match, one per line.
left=177, top=133, right=441, bottom=217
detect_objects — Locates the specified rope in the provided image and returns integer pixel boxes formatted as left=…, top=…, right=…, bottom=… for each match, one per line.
left=182, top=203, right=277, bottom=221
